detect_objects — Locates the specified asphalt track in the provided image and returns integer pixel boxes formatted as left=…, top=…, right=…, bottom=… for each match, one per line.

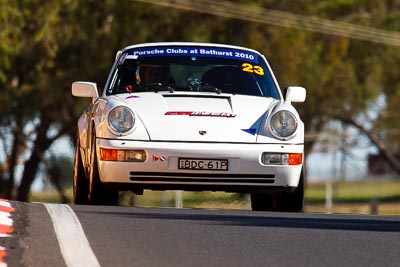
left=3, top=201, right=400, bottom=267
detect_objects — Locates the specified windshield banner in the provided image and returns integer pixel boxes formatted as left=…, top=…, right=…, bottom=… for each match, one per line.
left=128, top=46, right=259, bottom=64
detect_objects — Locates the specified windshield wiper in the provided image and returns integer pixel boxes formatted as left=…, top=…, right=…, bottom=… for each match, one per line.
left=112, top=83, right=222, bottom=94
left=138, top=82, right=175, bottom=93
left=200, top=84, right=222, bottom=94
left=113, top=83, right=175, bottom=94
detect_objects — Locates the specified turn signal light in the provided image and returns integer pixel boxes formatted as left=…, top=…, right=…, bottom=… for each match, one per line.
left=288, top=153, right=302, bottom=165
left=100, top=148, right=146, bottom=162
left=100, top=148, right=117, bottom=161
left=261, top=153, right=302, bottom=165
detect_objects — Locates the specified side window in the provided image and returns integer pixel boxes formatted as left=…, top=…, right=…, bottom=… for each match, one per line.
left=107, top=61, right=138, bottom=94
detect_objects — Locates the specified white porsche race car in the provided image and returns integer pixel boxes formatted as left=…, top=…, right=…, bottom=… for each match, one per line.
left=72, top=42, right=306, bottom=211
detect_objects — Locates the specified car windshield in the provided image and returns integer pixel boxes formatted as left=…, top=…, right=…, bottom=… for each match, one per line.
left=106, top=45, right=280, bottom=99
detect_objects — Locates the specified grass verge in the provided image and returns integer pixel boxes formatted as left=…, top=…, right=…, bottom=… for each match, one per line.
left=29, top=179, right=400, bottom=215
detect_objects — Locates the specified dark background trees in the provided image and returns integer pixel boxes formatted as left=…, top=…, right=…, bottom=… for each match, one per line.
left=1, top=0, right=400, bottom=201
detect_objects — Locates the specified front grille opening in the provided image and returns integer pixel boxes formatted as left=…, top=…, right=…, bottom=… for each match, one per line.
left=129, top=172, right=275, bottom=184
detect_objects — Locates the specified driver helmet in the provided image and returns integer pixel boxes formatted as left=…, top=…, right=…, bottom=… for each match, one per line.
left=135, top=64, right=170, bottom=85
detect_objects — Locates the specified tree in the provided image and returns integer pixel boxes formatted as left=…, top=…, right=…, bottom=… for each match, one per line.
left=0, top=0, right=118, bottom=200
left=2, top=0, right=400, bottom=202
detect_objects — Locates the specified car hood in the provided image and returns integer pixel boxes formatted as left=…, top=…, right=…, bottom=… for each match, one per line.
left=115, top=93, right=276, bottom=142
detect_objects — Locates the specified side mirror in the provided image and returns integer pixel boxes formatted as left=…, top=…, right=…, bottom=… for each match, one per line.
left=72, top=82, right=99, bottom=102
left=284, top=86, right=306, bottom=104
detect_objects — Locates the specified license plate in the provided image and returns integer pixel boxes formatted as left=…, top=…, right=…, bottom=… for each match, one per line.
left=178, top=158, right=228, bottom=171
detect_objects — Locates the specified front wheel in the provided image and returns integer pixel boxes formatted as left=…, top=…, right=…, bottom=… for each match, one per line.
left=275, top=168, right=305, bottom=212
left=250, top=193, right=276, bottom=211
left=251, top=168, right=305, bottom=212
left=88, top=133, right=119, bottom=205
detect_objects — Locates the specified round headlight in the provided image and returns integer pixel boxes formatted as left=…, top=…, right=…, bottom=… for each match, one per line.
left=108, top=106, right=135, bottom=133
left=269, top=110, right=298, bottom=140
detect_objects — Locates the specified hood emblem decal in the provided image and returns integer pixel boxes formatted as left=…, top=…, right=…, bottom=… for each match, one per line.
left=199, top=130, right=207, bottom=135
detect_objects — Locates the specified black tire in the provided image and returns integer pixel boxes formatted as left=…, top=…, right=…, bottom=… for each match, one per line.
left=276, top=168, right=305, bottom=212
left=73, top=136, right=89, bottom=205
left=251, top=168, right=305, bottom=212
left=251, top=192, right=277, bottom=211
left=88, top=133, right=119, bottom=205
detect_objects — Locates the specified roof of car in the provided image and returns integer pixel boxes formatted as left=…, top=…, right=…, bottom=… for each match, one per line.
left=120, top=42, right=262, bottom=55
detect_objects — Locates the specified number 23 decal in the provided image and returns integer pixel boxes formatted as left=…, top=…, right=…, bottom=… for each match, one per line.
left=242, top=63, right=264, bottom=75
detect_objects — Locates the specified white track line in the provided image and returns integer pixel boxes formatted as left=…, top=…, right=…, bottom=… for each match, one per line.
left=0, top=200, right=11, bottom=208
left=0, top=210, right=12, bottom=237
left=0, top=212, right=13, bottom=227
left=44, top=204, right=101, bottom=267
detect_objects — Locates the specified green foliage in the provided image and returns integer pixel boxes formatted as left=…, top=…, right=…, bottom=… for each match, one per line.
left=30, top=180, right=400, bottom=216
left=305, top=179, right=400, bottom=203
left=46, top=153, right=74, bottom=189
left=30, top=188, right=72, bottom=204
left=118, top=191, right=248, bottom=209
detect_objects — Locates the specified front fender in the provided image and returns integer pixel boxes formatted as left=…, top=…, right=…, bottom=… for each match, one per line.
left=91, top=97, right=150, bottom=140
left=76, top=110, right=90, bottom=170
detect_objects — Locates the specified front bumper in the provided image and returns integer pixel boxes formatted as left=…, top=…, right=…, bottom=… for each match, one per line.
left=96, top=138, right=304, bottom=193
